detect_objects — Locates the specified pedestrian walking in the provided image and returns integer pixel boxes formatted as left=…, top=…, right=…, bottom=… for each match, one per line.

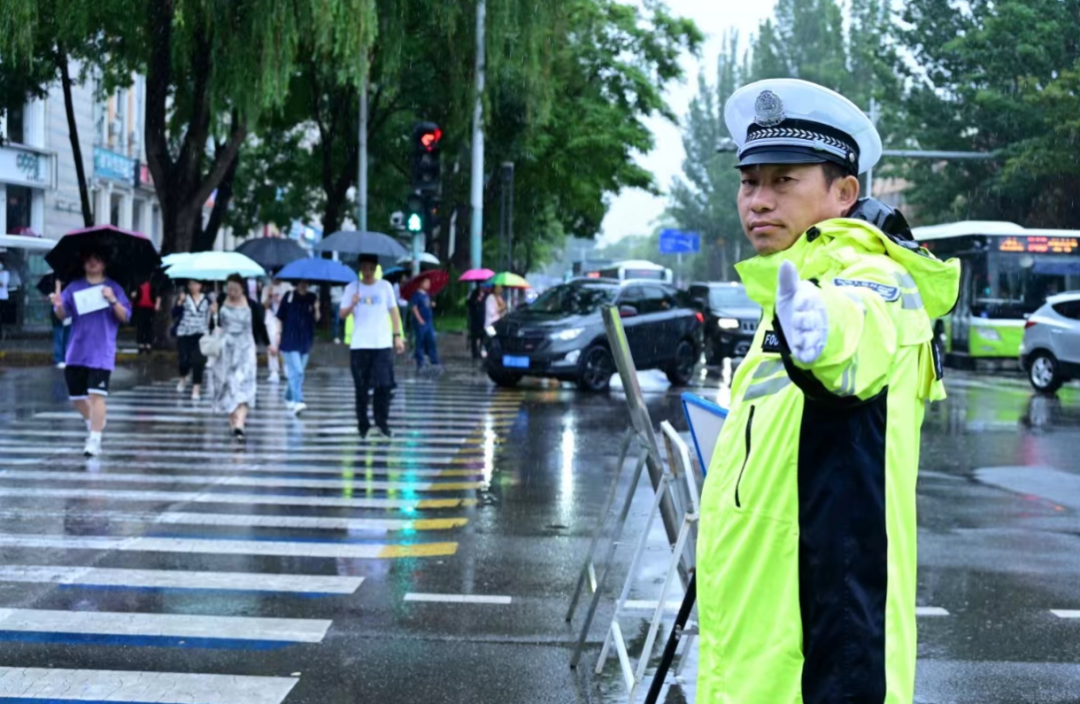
left=174, top=280, right=212, bottom=401
left=485, top=283, right=507, bottom=328
left=274, top=280, right=320, bottom=415
left=411, top=277, right=441, bottom=371
left=330, top=285, right=344, bottom=344
left=130, top=278, right=161, bottom=354
left=47, top=249, right=132, bottom=457
left=467, top=287, right=487, bottom=360
left=262, top=277, right=290, bottom=383
left=340, top=255, right=405, bottom=439
left=694, top=79, right=960, bottom=704
left=211, top=273, right=268, bottom=441
left=0, top=260, right=9, bottom=340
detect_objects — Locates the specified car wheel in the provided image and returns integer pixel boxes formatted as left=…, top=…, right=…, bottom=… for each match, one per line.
left=666, top=339, right=698, bottom=387
left=1029, top=351, right=1064, bottom=394
left=487, top=368, right=523, bottom=388
left=577, top=345, right=614, bottom=392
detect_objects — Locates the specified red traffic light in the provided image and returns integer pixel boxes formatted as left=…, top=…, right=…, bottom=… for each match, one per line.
left=420, top=129, right=442, bottom=151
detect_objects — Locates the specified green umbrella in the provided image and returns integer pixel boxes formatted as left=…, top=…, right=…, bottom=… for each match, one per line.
left=488, top=272, right=530, bottom=289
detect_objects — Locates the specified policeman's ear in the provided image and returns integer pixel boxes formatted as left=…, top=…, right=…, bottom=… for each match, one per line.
left=835, top=174, right=861, bottom=214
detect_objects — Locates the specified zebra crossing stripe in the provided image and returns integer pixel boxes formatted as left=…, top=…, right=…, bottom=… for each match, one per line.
left=0, top=508, right=468, bottom=532
left=0, top=487, right=477, bottom=510
left=2, top=428, right=479, bottom=446
left=0, top=533, right=459, bottom=559
left=0, top=608, right=330, bottom=645
left=0, top=444, right=479, bottom=463
left=29, top=411, right=513, bottom=427
left=0, top=667, right=297, bottom=704
left=0, top=469, right=483, bottom=492
left=0, top=458, right=482, bottom=478
left=0, top=565, right=363, bottom=594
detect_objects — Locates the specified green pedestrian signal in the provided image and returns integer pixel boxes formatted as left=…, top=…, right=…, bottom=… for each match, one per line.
left=407, top=212, right=424, bottom=233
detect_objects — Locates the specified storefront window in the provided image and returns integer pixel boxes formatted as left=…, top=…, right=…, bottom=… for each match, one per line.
left=5, top=105, right=25, bottom=144
left=6, top=185, right=31, bottom=233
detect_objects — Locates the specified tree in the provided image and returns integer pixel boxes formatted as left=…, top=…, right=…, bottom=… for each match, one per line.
left=0, top=1, right=132, bottom=228
left=897, top=0, right=1080, bottom=226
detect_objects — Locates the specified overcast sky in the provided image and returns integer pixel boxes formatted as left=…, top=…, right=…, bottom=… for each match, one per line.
left=598, top=1, right=779, bottom=244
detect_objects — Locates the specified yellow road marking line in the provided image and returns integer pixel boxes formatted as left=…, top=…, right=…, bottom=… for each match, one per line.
left=378, top=542, right=459, bottom=558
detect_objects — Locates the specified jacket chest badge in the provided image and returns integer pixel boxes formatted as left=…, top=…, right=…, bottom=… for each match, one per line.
left=761, top=330, right=783, bottom=354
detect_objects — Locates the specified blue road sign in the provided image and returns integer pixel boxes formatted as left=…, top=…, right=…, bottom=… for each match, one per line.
left=659, top=229, right=701, bottom=255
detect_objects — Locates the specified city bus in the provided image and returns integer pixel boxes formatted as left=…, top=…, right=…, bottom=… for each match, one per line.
left=914, top=221, right=1080, bottom=366
left=594, top=259, right=674, bottom=283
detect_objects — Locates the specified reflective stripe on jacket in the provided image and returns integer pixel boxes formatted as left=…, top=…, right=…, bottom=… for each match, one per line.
left=696, top=218, right=960, bottom=704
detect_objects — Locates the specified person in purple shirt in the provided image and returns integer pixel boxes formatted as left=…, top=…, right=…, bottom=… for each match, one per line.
left=48, top=249, right=132, bottom=457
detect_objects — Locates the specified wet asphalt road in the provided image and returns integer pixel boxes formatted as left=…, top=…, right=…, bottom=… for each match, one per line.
left=0, top=355, right=1078, bottom=704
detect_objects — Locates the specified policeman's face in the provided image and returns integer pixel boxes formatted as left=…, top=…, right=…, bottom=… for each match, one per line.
left=737, top=164, right=860, bottom=256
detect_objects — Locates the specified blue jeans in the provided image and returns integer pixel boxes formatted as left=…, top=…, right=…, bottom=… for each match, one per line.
left=414, top=325, right=440, bottom=367
left=53, top=322, right=71, bottom=364
left=282, top=351, right=310, bottom=404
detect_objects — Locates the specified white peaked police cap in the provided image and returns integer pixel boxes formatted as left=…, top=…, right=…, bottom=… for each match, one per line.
left=724, top=78, right=882, bottom=176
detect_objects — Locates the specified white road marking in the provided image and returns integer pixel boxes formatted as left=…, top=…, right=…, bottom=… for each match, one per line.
left=0, top=508, right=463, bottom=533
left=1051, top=610, right=1080, bottom=618
left=0, top=607, right=330, bottom=643
left=0, top=667, right=298, bottom=704
left=0, top=565, right=363, bottom=594
left=2, top=428, right=476, bottom=445
left=916, top=606, right=950, bottom=617
left=0, top=469, right=480, bottom=492
left=0, top=443, right=477, bottom=462
left=0, top=459, right=482, bottom=477
left=28, top=411, right=508, bottom=428
left=404, top=592, right=512, bottom=605
left=0, top=533, right=453, bottom=559
left=623, top=599, right=683, bottom=612
left=0, top=487, right=472, bottom=510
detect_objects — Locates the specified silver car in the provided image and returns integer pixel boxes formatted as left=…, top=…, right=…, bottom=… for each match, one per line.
left=1020, top=292, right=1080, bottom=393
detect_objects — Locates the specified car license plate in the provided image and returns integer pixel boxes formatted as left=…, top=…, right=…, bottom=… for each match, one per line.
left=503, top=355, right=530, bottom=369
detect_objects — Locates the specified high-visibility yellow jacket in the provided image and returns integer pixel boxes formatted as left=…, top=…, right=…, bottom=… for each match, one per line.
left=696, top=218, right=960, bottom=704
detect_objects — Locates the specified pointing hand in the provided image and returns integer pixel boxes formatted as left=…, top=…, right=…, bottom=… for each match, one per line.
left=775, top=261, right=828, bottom=365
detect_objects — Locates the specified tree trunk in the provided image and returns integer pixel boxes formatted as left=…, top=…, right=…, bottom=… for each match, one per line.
left=56, top=49, right=93, bottom=227
left=193, top=150, right=239, bottom=252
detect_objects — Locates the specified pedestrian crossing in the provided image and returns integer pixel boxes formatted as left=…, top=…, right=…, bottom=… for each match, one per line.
left=0, top=369, right=523, bottom=702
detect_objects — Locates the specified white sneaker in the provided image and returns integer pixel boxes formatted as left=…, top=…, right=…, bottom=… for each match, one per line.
left=269, top=373, right=281, bottom=384
left=191, top=389, right=201, bottom=402
left=56, top=362, right=66, bottom=369
left=333, top=338, right=341, bottom=345
left=83, top=436, right=101, bottom=457
left=292, top=402, right=307, bottom=415
left=285, top=401, right=297, bottom=411
left=176, top=379, right=186, bottom=393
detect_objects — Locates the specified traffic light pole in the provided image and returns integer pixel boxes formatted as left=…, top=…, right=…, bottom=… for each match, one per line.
left=469, top=0, right=486, bottom=271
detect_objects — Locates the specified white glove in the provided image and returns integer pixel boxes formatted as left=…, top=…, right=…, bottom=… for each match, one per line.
left=775, top=260, right=828, bottom=365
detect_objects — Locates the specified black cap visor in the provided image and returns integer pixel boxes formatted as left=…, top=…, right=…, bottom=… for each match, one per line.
left=735, top=146, right=855, bottom=175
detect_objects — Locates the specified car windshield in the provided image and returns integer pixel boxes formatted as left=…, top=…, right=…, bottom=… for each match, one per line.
left=709, top=287, right=756, bottom=309
left=529, top=284, right=618, bottom=315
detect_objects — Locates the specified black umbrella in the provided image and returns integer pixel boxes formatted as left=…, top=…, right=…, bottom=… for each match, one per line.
left=235, top=237, right=309, bottom=272
left=45, top=225, right=161, bottom=290
left=314, top=230, right=408, bottom=265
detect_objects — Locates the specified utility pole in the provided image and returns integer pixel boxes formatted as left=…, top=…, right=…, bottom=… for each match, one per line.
left=357, top=56, right=369, bottom=234
left=469, top=0, right=486, bottom=271
left=866, top=98, right=879, bottom=199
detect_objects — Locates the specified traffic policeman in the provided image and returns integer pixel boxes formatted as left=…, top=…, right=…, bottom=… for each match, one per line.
left=696, top=79, right=961, bottom=704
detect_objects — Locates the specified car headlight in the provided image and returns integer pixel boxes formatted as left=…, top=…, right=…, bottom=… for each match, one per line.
left=485, top=325, right=497, bottom=337
left=718, top=317, right=740, bottom=330
left=551, top=327, right=584, bottom=342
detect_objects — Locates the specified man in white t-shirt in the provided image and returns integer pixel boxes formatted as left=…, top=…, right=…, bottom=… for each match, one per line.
left=340, top=254, right=406, bottom=439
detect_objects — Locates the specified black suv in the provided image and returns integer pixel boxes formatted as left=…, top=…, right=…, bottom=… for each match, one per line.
left=687, top=282, right=762, bottom=363
left=486, top=279, right=703, bottom=391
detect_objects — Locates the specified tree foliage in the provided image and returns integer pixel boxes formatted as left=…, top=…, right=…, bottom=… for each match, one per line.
left=897, top=0, right=1080, bottom=227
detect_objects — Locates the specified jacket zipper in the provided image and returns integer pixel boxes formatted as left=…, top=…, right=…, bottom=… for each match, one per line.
left=734, top=405, right=756, bottom=508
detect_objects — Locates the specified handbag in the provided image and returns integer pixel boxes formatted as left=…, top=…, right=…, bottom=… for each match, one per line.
left=199, top=313, right=222, bottom=359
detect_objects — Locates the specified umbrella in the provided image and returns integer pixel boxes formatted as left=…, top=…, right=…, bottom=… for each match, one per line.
left=235, top=237, right=309, bottom=271
left=45, top=224, right=160, bottom=289
left=314, top=230, right=408, bottom=265
left=276, top=257, right=358, bottom=285
left=164, top=251, right=266, bottom=280
left=489, top=272, right=531, bottom=289
left=459, top=268, right=495, bottom=282
left=400, top=270, right=451, bottom=301
left=160, top=252, right=192, bottom=267
left=381, top=266, right=409, bottom=283
left=396, top=252, right=440, bottom=267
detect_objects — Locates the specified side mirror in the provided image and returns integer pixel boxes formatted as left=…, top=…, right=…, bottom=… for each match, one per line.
left=619, top=305, right=638, bottom=318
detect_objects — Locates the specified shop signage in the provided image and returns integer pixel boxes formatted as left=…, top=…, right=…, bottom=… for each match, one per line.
left=0, top=144, right=55, bottom=189
left=93, top=146, right=136, bottom=183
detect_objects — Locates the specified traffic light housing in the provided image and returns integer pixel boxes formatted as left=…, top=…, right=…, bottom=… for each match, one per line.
left=411, top=122, right=442, bottom=195
left=406, top=193, right=426, bottom=234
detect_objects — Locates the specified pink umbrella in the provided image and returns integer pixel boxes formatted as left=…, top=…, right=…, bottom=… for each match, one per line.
left=458, top=268, right=495, bottom=282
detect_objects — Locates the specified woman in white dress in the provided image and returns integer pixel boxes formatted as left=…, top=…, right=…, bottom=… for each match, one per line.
left=212, top=274, right=268, bottom=440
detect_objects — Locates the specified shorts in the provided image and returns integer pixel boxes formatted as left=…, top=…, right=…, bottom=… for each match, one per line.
left=65, top=365, right=111, bottom=400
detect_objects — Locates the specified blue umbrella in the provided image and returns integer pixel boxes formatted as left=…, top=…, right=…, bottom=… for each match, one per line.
left=275, top=257, right=357, bottom=285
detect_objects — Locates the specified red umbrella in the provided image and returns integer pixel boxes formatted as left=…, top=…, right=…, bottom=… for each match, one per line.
left=401, top=269, right=450, bottom=301
left=46, top=225, right=160, bottom=290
